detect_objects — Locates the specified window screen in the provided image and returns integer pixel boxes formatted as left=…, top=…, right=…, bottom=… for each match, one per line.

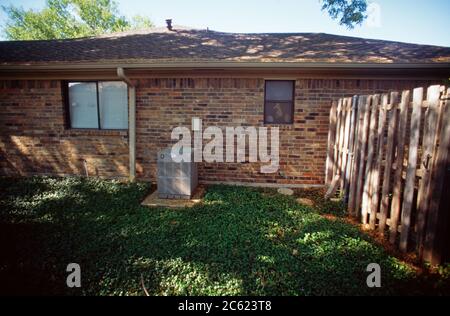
left=264, top=80, right=295, bottom=124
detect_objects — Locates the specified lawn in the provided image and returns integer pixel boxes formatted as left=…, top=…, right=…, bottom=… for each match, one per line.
left=0, top=176, right=448, bottom=296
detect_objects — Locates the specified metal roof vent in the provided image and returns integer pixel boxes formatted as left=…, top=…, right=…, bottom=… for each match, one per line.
left=165, top=19, right=173, bottom=31
left=157, top=147, right=198, bottom=199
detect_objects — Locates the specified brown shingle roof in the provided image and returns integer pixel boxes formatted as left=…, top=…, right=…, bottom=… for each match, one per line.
left=1, top=27, right=450, bottom=65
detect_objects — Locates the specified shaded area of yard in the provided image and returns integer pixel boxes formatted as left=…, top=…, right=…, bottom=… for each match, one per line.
left=0, top=177, right=448, bottom=296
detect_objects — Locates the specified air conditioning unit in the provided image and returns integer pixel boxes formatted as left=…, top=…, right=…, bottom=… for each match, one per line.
left=157, top=147, right=198, bottom=199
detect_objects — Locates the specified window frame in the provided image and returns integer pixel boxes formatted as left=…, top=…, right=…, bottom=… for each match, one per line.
left=264, top=80, right=295, bottom=125
left=63, top=80, right=129, bottom=130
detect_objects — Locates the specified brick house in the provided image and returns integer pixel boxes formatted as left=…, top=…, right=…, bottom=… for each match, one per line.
left=1, top=27, right=449, bottom=187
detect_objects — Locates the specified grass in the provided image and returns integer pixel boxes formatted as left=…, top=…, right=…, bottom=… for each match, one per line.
left=0, top=176, right=448, bottom=296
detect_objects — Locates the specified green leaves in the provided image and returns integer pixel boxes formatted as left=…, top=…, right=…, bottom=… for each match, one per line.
left=0, top=177, right=448, bottom=295
left=320, top=0, right=368, bottom=29
left=1, top=0, right=153, bottom=40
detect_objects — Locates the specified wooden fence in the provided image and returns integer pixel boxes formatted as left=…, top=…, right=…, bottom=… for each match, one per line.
left=325, top=85, right=450, bottom=264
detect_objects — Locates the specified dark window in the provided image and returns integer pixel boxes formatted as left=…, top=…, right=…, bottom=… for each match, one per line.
left=264, top=80, right=295, bottom=124
left=65, top=81, right=128, bottom=129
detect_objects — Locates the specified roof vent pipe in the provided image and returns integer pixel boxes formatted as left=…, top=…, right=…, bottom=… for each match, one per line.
left=166, top=19, right=173, bottom=31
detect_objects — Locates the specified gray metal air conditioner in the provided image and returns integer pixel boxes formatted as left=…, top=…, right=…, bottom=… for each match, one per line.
left=157, top=147, right=198, bottom=199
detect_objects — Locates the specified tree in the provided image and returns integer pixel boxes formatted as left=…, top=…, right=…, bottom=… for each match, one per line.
left=321, top=0, right=368, bottom=29
left=1, top=0, right=153, bottom=40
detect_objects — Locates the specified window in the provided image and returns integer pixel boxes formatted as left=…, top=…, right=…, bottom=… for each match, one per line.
left=66, top=81, right=128, bottom=129
left=264, top=80, right=295, bottom=124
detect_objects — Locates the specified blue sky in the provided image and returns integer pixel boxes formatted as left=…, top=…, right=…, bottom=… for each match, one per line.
left=0, top=0, right=449, bottom=46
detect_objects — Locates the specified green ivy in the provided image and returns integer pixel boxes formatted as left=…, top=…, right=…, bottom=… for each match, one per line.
left=0, top=177, right=448, bottom=295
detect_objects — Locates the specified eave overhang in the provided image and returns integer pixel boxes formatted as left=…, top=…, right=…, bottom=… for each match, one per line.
left=1, top=61, right=449, bottom=80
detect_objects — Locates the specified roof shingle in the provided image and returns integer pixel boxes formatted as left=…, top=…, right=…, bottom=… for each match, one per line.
left=1, top=28, right=450, bottom=65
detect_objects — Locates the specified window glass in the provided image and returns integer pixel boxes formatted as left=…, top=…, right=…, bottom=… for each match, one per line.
left=99, top=82, right=128, bottom=129
left=265, top=81, right=294, bottom=101
left=67, top=81, right=128, bottom=130
left=265, top=102, right=293, bottom=124
left=68, top=82, right=99, bottom=129
left=264, top=81, right=295, bottom=124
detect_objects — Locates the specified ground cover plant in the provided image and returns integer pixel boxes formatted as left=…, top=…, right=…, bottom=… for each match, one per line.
left=0, top=176, right=448, bottom=295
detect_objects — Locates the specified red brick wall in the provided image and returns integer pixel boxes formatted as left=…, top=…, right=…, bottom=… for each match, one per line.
left=134, top=78, right=437, bottom=185
left=0, top=77, right=439, bottom=185
left=0, top=80, right=129, bottom=178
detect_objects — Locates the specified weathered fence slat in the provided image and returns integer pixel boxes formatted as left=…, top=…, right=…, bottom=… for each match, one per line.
left=325, top=101, right=338, bottom=185
left=399, top=87, right=424, bottom=252
left=415, top=85, right=441, bottom=254
left=340, top=98, right=352, bottom=194
left=369, top=94, right=388, bottom=230
left=389, top=90, right=410, bottom=244
left=344, top=96, right=358, bottom=201
left=362, top=95, right=380, bottom=225
left=423, top=88, right=450, bottom=264
left=325, top=174, right=340, bottom=199
left=348, top=96, right=366, bottom=215
left=379, top=92, right=399, bottom=233
left=354, top=96, right=371, bottom=218
left=336, top=99, right=345, bottom=191
left=332, top=99, right=343, bottom=183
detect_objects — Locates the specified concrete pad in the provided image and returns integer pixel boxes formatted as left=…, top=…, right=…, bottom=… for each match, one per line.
left=277, top=188, right=294, bottom=196
left=296, top=197, right=315, bottom=207
left=141, top=185, right=206, bottom=208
